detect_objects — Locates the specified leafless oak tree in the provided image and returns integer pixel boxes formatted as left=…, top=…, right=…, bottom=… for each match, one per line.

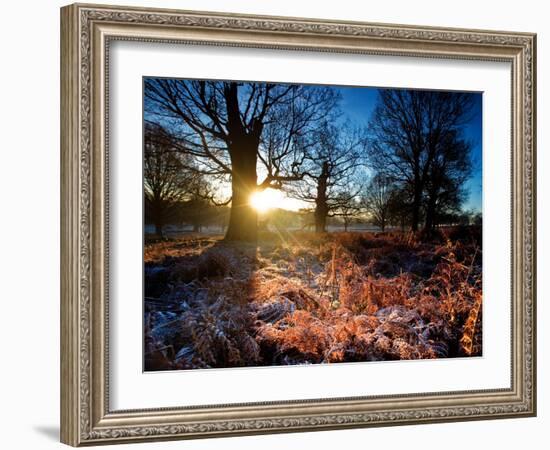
left=362, top=174, right=395, bottom=232
left=292, top=122, right=367, bottom=232
left=144, top=79, right=338, bottom=241
left=369, top=89, right=475, bottom=232
left=332, top=189, right=362, bottom=232
left=144, top=123, right=194, bottom=236
left=423, top=130, right=472, bottom=232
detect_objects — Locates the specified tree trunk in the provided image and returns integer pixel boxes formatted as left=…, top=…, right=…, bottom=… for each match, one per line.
left=411, top=185, right=422, bottom=232
left=153, top=197, right=164, bottom=237
left=315, top=210, right=327, bottom=233
left=411, top=163, right=422, bottom=232
left=314, top=162, right=330, bottom=233
left=424, top=194, right=437, bottom=236
left=224, top=138, right=258, bottom=242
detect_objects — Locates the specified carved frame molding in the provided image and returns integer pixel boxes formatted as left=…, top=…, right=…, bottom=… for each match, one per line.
left=60, top=3, right=536, bottom=446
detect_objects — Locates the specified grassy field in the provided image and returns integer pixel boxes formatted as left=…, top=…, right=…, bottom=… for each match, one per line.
left=144, top=227, right=482, bottom=371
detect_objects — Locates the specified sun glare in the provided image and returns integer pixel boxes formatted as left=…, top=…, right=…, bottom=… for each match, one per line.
left=249, top=189, right=283, bottom=213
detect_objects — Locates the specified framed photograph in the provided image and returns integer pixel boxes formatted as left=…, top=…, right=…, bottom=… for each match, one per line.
left=60, top=3, right=536, bottom=446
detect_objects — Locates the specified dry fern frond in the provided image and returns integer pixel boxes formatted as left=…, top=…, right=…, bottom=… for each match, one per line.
left=460, top=292, right=483, bottom=356
left=144, top=229, right=483, bottom=370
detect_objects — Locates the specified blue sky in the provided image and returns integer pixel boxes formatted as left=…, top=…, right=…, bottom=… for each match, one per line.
left=337, top=86, right=482, bottom=213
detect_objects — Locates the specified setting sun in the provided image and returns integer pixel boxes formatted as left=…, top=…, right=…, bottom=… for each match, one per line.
left=249, top=188, right=305, bottom=213
left=249, top=189, right=285, bottom=213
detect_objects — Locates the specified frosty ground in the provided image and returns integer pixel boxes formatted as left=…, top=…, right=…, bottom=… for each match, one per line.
left=144, top=228, right=482, bottom=371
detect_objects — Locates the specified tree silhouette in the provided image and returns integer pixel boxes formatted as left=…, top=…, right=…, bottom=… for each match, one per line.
left=386, top=187, right=410, bottom=231
left=369, top=89, right=475, bottom=232
left=332, top=190, right=361, bottom=231
left=144, top=79, right=338, bottom=241
left=143, top=123, right=193, bottom=236
left=292, top=122, right=367, bottom=232
left=362, top=174, right=395, bottom=232
left=423, top=130, right=472, bottom=233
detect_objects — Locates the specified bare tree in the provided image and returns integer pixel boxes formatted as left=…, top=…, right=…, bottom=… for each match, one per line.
left=332, top=190, right=361, bottom=231
left=386, top=187, right=410, bottom=231
left=369, top=89, right=475, bottom=231
left=362, top=174, right=395, bottom=232
left=144, top=79, right=338, bottom=241
left=143, top=123, right=193, bottom=236
left=178, top=177, right=218, bottom=232
left=423, top=131, right=472, bottom=233
left=292, top=122, right=367, bottom=232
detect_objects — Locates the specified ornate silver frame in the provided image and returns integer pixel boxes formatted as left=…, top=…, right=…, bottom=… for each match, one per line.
left=60, top=3, right=536, bottom=446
